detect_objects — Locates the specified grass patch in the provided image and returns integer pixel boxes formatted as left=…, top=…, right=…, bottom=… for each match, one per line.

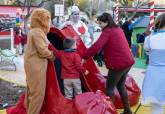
left=133, top=58, right=147, bottom=69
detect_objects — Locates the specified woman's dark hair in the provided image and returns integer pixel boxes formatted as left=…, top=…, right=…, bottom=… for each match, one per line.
left=63, top=38, right=75, bottom=49
left=97, top=12, right=118, bottom=28
left=155, top=13, right=165, bottom=31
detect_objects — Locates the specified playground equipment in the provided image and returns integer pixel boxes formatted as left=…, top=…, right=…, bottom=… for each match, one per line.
left=115, top=0, right=119, bottom=24
left=0, top=28, right=17, bottom=71
left=149, top=0, right=154, bottom=30
left=0, top=48, right=17, bottom=71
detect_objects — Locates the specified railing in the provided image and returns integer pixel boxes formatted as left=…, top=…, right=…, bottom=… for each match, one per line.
left=0, top=48, right=17, bottom=71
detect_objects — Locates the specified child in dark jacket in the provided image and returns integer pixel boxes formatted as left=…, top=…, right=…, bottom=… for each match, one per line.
left=49, top=38, right=87, bottom=99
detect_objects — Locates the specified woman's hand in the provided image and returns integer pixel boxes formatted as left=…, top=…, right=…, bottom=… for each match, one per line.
left=84, top=70, right=89, bottom=75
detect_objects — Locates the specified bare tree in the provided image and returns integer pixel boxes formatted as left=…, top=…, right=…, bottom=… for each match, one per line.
left=111, top=0, right=149, bottom=20
left=14, top=0, right=61, bottom=33
left=129, top=0, right=149, bottom=20
left=15, top=0, right=58, bottom=17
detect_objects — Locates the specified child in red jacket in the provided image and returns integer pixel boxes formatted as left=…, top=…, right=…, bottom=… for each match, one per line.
left=49, top=38, right=87, bottom=99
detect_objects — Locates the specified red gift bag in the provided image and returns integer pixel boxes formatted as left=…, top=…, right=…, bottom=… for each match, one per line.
left=75, top=91, right=118, bottom=114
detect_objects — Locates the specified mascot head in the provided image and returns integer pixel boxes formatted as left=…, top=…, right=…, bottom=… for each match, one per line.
left=30, top=8, right=51, bottom=34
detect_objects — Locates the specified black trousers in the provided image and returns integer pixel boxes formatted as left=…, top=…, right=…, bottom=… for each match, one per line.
left=106, top=67, right=131, bottom=111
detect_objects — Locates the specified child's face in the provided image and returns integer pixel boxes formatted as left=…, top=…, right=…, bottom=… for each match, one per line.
left=71, top=42, right=77, bottom=49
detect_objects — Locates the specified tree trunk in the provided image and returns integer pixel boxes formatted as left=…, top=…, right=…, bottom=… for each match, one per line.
left=23, top=17, right=29, bottom=34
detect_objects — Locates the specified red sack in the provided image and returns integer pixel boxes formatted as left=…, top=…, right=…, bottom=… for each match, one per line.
left=6, top=61, right=117, bottom=114
left=6, top=61, right=78, bottom=114
left=6, top=94, right=26, bottom=114
left=75, top=91, right=117, bottom=114
left=113, top=76, right=141, bottom=108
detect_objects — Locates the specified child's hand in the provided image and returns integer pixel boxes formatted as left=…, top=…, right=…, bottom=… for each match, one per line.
left=49, top=56, right=55, bottom=61
left=84, top=70, right=89, bottom=75
left=48, top=51, right=55, bottom=61
left=81, top=59, right=86, bottom=65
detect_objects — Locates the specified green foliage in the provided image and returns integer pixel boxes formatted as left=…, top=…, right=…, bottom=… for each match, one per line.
left=119, top=0, right=128, bottom=6
left=11, top=2, right=18, bottom=6
left=32, top=0, right=36, bottom=2
left=66, top=0, right=74, bottom=7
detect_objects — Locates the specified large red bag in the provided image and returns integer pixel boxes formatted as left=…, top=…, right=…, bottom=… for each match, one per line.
left=6, top=28, right=118, bottom=114
left=75, top=91, right=117, bottom=114
left=6, top=61, right=79, bottom=114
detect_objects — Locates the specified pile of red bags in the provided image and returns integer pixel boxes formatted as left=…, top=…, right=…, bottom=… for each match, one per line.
left=6, top=61, right=117, bottom=114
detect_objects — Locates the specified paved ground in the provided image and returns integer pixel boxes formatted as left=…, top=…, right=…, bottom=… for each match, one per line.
left=0, top=55, right=26, bottom=86
left=0, top=55, right=145, bottom=88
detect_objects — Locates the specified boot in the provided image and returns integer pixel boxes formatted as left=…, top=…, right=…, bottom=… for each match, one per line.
left=123, top=109, right=132, bottom=114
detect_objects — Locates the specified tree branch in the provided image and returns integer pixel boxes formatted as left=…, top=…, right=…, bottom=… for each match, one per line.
left=16, top=0, right=24, bottom=6
left=123, top=0, right=128, bottom=6
left=38, top=0, right=52, bottom=7
left=21, top=0, right=27, bottom=12
left=128, top=0, right=148, bottom=20
left=119, top=0, right=125, bottom=6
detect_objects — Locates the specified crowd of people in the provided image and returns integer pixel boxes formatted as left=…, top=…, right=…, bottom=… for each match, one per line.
left=14, top=27, right=27, bottom=55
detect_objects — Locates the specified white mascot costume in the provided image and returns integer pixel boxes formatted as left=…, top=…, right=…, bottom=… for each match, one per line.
left=61, top=5, right=91, bottom=48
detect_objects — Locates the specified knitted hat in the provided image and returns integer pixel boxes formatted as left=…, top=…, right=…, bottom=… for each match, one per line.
left=71, top=5, right=80, bottom=13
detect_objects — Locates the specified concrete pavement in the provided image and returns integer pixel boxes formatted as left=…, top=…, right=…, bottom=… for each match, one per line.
left=0, top=55, right=26, bottom=86
left=0, top=55, right=145, bottom=88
